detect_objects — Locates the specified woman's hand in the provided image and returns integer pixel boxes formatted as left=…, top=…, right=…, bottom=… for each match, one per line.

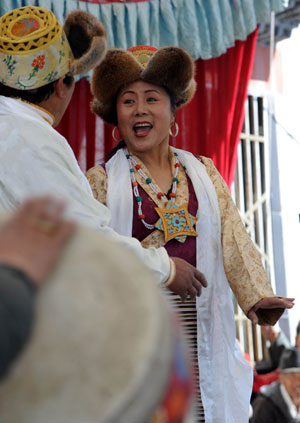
left=247, top=297, right=295, bottom=324
left=168, top=256, right=208, bottom=301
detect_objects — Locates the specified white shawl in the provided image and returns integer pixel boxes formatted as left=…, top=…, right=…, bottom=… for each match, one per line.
left=106, top=148, right=253, bottom=423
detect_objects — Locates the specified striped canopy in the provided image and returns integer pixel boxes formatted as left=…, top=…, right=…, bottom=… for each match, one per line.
left=0, top=0, right=286, bottom=60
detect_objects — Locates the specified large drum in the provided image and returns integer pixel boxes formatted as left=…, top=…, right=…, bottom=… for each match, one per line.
left=0, top=222, right=193, bottom=422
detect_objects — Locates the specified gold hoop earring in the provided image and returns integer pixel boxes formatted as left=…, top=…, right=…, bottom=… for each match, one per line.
left=112, top=126, right=122, bottom=143
left=169, top=122, right=179, bottom=138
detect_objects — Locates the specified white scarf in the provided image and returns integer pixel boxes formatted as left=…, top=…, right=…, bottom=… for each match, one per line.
left=106, top=148, right=253, bottom=423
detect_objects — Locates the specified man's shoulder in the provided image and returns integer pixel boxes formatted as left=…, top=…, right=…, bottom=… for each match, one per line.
left=0, top=113, right=53, bottom=138
left=255, top=382, right=291, bottom=421
left=251, top=383, right=286, bottom=422
left=0, top=115, right=70, bottom=155
left=260, top=380, right=281, bottom=398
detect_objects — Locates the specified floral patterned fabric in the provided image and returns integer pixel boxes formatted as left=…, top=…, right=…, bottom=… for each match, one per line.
left=87, top=164, right=107, bottom=205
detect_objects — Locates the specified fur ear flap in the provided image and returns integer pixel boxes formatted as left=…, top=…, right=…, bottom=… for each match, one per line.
left=177, top=79, right=197, bottom=108
left=91, top=98, right=116, bottom=125
left=63, top=10, right=107, bottom=74
left=91, top=49, right=142, bottom=103
left=143, top=46, right=195, bottom=104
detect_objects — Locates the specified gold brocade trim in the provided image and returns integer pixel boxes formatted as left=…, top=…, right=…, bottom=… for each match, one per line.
left=141, top=229, right=165, bottom=249
left=86, top=165, right=107, bottom=205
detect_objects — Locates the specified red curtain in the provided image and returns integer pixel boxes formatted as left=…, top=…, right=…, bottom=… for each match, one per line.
left=57, top=28, right=258, bottom=187
left=56, top=78, right=96, bottom=172
left=173, top=27, right=258, bottom=187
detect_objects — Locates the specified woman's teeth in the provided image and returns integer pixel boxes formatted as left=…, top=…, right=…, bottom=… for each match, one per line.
left=133, top=123, right=152, bottom=134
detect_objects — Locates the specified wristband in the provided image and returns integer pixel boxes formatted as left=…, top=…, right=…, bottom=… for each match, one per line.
left=161, top=258, right=176, bottom=288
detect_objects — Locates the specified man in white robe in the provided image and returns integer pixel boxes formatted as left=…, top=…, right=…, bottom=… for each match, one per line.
left=0, top=6, right=205, bottom=294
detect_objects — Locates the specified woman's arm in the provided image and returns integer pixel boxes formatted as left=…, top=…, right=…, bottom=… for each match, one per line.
left=86, top=165, right=107, bottom=205
left=201, top=156, right=293, bottom=325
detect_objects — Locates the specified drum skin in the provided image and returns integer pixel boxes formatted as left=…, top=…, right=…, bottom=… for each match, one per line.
left=0, top=223, right=175, bottom=423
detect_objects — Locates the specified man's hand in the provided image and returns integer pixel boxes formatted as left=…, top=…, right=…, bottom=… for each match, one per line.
left=169, top=257, right=207, bottom=301
left=247, top=297, right=295, bottom=324
left=0, top=197, right=76, bottom=286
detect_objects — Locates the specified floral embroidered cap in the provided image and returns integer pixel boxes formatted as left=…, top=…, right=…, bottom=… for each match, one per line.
left=0, top=6, right=107, bottom=90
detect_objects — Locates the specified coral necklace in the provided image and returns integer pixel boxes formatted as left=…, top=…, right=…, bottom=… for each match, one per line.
left=125, top=148, right=197, bottom=244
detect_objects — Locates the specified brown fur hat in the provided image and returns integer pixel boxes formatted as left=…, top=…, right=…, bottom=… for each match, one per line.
left=91, top=45, right=196, bottom=125
left=63, top=10, right=107, bottom=75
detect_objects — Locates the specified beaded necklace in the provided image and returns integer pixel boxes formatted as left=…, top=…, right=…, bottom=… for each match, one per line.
left=125, top=148, right=180, bottom=229
left=125, top=148, right=198, bottom=243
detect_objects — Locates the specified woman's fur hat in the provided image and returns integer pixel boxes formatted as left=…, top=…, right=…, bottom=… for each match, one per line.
left=91, top=45, right=196, bottom=125
left=63, top=9, right=107, bottom=75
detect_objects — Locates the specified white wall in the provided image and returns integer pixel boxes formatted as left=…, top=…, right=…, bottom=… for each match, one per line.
left=272, top=25, right=300, bottom=341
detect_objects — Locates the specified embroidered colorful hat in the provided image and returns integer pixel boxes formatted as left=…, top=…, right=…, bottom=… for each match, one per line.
left=0, top=6, right=106, bottom=90
left=91, top=45, right=196, bottom=125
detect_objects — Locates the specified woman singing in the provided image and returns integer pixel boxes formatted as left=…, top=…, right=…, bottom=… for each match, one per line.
left=87, top=45, right=293, bottom=423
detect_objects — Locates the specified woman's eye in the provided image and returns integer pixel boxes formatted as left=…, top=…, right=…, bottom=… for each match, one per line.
left=147, top=97, right=157, bottom=102
left=124, top=99, right=134, bottom=104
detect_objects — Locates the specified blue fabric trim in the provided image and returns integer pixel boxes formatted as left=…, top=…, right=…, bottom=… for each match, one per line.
left=0, top=0, right=285, bottom=60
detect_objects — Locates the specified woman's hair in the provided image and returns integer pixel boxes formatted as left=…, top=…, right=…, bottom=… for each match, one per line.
left=106, top=85, right=177, bottom=161
left=0, top=73, right=74, bottom=104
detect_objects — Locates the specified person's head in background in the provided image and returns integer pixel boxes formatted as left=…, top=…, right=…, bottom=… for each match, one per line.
left=279, top=347, right=300, bottom=409
left=0, top=6, right=106, bottom=126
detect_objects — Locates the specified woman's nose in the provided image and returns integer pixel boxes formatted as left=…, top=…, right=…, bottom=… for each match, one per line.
left=134, top=100, right=147, bottom=116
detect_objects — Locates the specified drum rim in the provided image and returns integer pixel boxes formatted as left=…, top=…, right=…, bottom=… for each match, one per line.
left=0, top=222, right=175, bottom=422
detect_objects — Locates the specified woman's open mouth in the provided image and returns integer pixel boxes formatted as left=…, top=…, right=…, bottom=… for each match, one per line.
left=133, top=122, right=153, bottom=137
